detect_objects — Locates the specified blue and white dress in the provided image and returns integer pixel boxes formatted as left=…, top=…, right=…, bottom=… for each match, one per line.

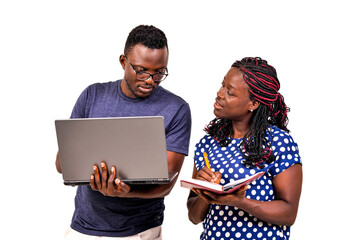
left=194, top=126, right=302, bottom=240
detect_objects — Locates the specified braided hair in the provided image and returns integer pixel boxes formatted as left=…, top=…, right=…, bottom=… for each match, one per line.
left=205, top=57, right=290, bottom=168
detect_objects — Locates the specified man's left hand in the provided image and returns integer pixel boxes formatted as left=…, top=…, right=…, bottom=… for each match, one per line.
left=90, top=161, right=131, bottom=197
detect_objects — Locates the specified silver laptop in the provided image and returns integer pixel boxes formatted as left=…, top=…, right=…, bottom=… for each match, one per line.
left=55, top=116, right=177, bottom=186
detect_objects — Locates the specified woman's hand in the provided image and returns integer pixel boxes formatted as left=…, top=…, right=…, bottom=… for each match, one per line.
left=192, top=166, right=247, bottom=207
left=198, top=185, right=248, bottom=207
left=192, top=166, right=222, bottom=204
left=90, top=161, right=131, bottom=197
left=195, top=166, right=222, bottom=183
left=187, top=166, right=222, bottom=224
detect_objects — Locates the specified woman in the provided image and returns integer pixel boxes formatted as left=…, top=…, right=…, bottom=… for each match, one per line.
left=187, top=57, right=302, bottom=240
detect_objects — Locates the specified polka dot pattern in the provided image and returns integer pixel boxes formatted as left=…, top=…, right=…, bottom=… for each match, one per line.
left=194, top=126, right=301, bottom=240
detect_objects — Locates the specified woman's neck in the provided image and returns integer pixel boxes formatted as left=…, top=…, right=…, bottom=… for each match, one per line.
left=232, top=120, right=251, bottom=139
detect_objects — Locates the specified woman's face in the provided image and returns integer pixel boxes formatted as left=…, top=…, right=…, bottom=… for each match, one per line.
left=214, top=67, right=256, bottom=121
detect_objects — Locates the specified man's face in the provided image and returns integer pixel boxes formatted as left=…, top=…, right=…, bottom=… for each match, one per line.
left=120, top=44, right=168, bottom=98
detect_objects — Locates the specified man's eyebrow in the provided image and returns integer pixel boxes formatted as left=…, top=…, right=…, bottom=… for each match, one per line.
left=131, top=64, right=167, bottom=71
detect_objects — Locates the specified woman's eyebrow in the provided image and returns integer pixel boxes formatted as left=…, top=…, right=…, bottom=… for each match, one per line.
left=228, top=83, right=236, bottom=90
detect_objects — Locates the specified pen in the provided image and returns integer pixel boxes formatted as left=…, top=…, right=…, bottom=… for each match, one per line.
left=203, top=151, right=221, bottom=209
left=203, top=152, right=211, bottom=170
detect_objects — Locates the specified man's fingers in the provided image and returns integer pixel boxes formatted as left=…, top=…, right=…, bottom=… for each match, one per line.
left=101, top=162, right=108, bottom=189
left=91, top=162, right=131, bottom=197
left=108, top=166, right=116, bottom=186
left=115, top=179, right=130, bottom=193
left=93, top=165, right=101, bottom=190
left=90, top=174, right=97, bottom=190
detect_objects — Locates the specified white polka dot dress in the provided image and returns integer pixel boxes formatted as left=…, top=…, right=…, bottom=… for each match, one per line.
left=194, top=126, right=301, bottom=240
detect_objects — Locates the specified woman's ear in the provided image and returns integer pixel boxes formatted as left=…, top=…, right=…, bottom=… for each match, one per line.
left=249, top=100, right=260, bottom=112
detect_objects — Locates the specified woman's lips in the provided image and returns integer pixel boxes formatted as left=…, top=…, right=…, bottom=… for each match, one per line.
left=214, top=99, right=223, bottom=109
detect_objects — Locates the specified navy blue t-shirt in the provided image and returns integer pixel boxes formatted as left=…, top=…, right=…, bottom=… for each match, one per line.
left=69, top=80, right=192, bottom=237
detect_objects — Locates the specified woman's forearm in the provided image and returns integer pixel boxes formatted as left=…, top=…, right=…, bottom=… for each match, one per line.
left=187, top=193, right=210, bottom=225
left=234, top=197, right=299, bottom=226
left=203, top=165, right=302, bottom=226
left=236, top=164, right=302, bottom=226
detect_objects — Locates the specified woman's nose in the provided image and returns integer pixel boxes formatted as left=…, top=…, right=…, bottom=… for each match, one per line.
left=217, top=88, right=225, bottom=99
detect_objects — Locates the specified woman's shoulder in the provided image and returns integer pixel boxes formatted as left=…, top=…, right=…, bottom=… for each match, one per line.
left=269, top=125, right=297, bottom=144
left=265, top=125, right=302, bottom=175
left=195, top=134, right=215, bottom=146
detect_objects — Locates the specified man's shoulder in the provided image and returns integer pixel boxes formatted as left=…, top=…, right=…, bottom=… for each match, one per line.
left=155, top=86, right=189, bottom=105
left=80, top=80, right=120, bottom=99
left=87, top=80, right=120, bottom=91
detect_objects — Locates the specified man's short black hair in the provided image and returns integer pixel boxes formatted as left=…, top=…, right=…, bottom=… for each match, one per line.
left=124, top=25, right=168, bottom=55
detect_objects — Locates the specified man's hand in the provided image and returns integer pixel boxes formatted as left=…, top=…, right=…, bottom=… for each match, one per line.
left=90, top=161, right=130, bottom=197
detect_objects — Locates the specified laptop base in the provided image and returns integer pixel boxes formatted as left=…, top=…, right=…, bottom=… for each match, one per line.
left=64, top=172, right=178, bottom=186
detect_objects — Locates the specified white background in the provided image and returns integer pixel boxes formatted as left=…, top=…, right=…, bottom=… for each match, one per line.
left=1, top=0, right=359, bottom=239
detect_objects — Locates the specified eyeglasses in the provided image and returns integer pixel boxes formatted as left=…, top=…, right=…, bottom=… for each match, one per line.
left=125, top=56, right=168, bottom=83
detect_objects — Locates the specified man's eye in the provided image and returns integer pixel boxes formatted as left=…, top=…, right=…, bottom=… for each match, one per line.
left=156, top=69, right=166, bottom=74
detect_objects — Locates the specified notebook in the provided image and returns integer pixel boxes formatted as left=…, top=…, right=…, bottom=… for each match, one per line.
left=180, top=171, right=265, bottom=194
left=55, top=116, right=177, bottom=186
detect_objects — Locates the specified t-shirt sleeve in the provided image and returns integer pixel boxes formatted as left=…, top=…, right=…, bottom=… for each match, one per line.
left=70, top=87, right=89, bottom=119
left=268, top=132, right=302, bottom=177
left=165, top=103, right=192, bottom=156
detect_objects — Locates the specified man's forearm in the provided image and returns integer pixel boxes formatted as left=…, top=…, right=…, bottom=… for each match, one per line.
left=121, top=179, right=177, bottom=198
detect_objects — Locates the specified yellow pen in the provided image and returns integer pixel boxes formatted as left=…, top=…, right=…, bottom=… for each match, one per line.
left=203, top=152, right=211, bottom=170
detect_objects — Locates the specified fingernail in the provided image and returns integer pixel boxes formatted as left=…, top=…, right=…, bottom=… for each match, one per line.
left=93, top=166, right=97, bottom=171
left=111, top=167, right=115, bottom=172
left=115, top=179, right=120, bottom=184
left=91, top=175, right=94, bottom=179
left=101, top=162, right=105, bottom=168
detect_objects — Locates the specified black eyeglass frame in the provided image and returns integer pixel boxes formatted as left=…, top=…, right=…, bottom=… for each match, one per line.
left=124, top=55, right=168, bottom=83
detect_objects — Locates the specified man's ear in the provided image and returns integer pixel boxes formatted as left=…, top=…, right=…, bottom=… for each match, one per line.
left=119, top=54, right=126, bottom=70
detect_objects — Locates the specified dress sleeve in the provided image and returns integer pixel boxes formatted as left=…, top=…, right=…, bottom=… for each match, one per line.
left=268, top=132, right=302, bottom=177
left=193, top=135, right=212, bottom=171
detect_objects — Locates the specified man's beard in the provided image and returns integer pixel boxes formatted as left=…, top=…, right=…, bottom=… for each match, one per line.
left=124, top=77, right=143, bottom=99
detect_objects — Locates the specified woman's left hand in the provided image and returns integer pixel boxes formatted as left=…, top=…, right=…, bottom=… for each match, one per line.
left=194, top=185, right=248, bottom=207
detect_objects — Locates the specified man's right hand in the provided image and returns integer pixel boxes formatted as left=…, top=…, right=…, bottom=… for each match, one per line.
left=56, top=151, right=62, bottom=173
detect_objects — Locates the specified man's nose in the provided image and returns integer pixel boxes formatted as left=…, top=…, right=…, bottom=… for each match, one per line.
left=145, top=76, right=155, bottom=84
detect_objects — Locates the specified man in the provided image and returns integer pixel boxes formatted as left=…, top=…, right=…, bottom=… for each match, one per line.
left=55, top=25, right=191, bottom=239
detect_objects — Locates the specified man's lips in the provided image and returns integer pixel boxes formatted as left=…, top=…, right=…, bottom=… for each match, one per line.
left=138, top=85, right=154, bottom=93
